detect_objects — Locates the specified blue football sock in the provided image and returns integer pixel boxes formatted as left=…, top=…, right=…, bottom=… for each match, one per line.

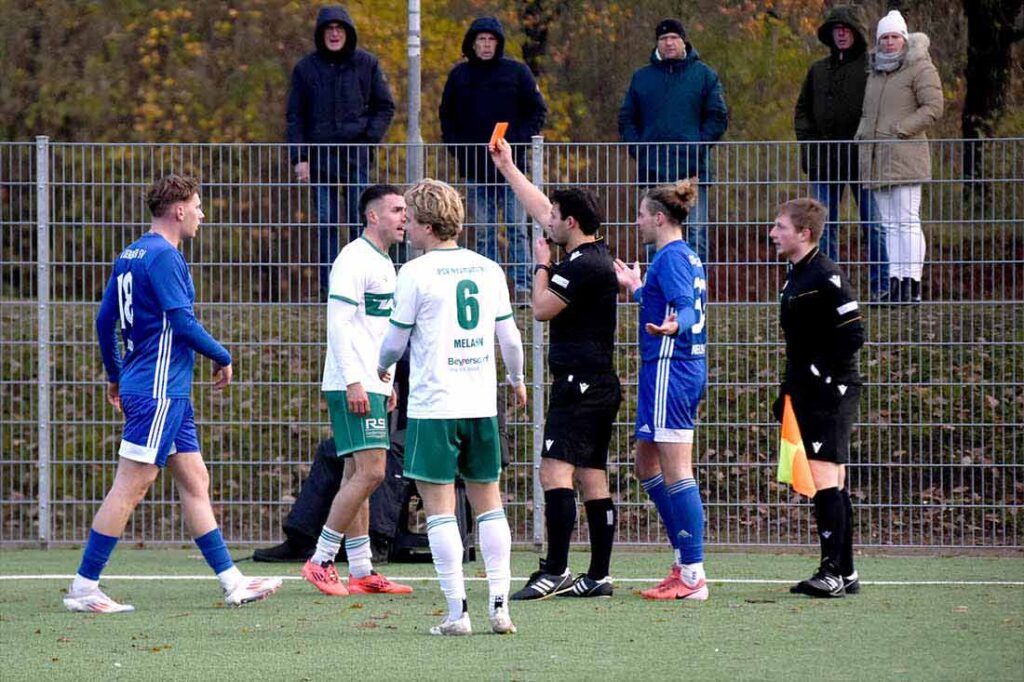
left=195, top=528, right=234, bottom=575
left=667, top=478, right=705, bottom=565
left=641, top=474, right=679, bottom=552
left=77, top=529, right=119, bottom=581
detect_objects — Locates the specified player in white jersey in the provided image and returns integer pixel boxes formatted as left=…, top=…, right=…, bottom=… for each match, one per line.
left=302, top=185, right=414, bottom=597
left=378, top=179, right=527, bottom=636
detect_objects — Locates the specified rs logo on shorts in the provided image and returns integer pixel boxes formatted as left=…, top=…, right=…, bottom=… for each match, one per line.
left=365, top=417, right=387, bottom=438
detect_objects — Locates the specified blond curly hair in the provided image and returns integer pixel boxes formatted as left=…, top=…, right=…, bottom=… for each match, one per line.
left=404, top=178, right=464, bottom=241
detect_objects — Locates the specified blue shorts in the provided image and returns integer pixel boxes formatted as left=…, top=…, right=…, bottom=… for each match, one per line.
left=635, top=357, right=706, bottom=443
left=118, top=395, right=200, bottom=467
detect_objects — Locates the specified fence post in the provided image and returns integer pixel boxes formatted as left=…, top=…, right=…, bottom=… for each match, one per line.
left=36, top=135, right=51, bottom=549
left=529, top=135, right=545, bottom=551
left=405, top=0, right=424, bottom=184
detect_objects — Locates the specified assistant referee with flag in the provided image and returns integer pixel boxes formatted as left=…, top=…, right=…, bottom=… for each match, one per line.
left=770, top=198, right=864, bottom=598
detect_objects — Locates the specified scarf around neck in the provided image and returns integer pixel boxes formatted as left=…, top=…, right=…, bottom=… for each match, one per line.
left=874, top=47, right=905, bottom=72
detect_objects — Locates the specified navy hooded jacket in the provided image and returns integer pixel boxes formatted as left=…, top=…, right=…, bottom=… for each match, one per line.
left=439, top=17, right=547, bottom=183
left=286, top=6, right=395, bottom=181
left=618, top=43, right=728, bottom=182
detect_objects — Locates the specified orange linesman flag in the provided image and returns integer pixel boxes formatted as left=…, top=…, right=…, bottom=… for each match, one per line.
left=777, top=395, right=817, bottom=497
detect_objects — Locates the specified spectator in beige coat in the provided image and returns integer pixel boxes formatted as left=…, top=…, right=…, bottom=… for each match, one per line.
left=856, top=10, right=943, bottom=303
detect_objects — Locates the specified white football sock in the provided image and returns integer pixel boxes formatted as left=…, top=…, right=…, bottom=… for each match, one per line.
left=477, top=508, right=511, bottom=615
left=71, top=574, right=99, bottom=595
left=427, top=514, right=465, bottom=620
left=311, top=526, right=343, bottom=565
left=217, top=565, right=244, bottom=592
left=681, top=561, right=705, bottom=586
left=344, top=535, right=373, bottom=578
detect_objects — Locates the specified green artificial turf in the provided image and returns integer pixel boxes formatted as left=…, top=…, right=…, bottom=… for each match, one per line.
left=1, top=550, right=1022, bottom=681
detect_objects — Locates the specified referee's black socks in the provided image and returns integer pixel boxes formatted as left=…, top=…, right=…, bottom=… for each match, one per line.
left=840, top=488, right=855, bottom=576
left=584, top=497, right=616, bottom=580
left=812, top=487, right=845, bottom=574
left=544, top=488, right=576, bottom=575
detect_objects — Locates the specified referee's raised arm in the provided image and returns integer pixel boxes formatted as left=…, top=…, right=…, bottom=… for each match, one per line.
left=488, top=137, right=551, bottom=225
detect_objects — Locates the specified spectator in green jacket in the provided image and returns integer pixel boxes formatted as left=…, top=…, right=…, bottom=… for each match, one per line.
left=795, top=5, right=888, bottom=301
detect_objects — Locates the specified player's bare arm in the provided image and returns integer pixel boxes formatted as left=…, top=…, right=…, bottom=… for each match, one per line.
left=645, top=311, right=679, bottom=337
left=512, top=381, right=528, bottom=408
left=106, top=382, right=122, bottom=413
left=614, top=258, right=643, bottom=295
left=346, top=381, right=371, bottom=415
left=212, top=363, right=233, bottom=390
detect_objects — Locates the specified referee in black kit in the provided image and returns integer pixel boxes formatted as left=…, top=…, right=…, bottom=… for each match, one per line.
left=490, top=138, right=622, bottom=599
left=770, top=198, right=863, bottom=598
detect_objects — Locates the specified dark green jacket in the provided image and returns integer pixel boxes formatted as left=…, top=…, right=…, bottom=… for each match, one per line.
left=794, top=5, right=870, bottom=182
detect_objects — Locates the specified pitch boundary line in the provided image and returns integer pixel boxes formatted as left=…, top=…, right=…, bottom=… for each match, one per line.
left=1, top=574, right=1022, bottom=587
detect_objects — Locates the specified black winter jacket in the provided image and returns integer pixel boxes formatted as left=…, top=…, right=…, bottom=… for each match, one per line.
left=286, top=6, right=395, bottom=180
left=439, top=17, right=547, bottom=183
left=794, top=5, right=870, bottom=182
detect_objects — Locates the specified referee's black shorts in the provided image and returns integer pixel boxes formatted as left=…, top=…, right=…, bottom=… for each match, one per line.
left=791, top=381, right=861, bottom=465
left=542, top=371, right=622, bottom=470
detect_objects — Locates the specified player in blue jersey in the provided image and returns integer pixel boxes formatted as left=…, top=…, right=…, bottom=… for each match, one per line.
left=63, top=174, right=281, bottom=613
left=615, top=180, right=710, bottom=601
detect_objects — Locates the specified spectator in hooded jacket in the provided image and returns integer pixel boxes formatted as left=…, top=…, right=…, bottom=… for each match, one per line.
left=618, top=18, right=728, bottom=265
left=795, top=5, right=888, bottom=301
left=287, top=6, right=396, bottom=296
left=856, top=10, right=943, bottom=304
left=440, top=17, right=547, bottom=297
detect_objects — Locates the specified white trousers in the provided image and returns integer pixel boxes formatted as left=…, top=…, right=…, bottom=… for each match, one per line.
left=874, top=185, right=924, bottom=280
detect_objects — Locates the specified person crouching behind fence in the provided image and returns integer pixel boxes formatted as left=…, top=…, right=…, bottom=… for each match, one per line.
left=770, top=198, right=863, bottom=597
left=856, top=10, right=943, bottom=304
left=64, top=174, right=281, bottom=613
left=614, top=180, right=710, bottom=601
left=377, top=178, right=528, bottom=635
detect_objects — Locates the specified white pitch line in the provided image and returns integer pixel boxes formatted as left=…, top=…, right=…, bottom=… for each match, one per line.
left=1, top=575, right=1022, bottom=587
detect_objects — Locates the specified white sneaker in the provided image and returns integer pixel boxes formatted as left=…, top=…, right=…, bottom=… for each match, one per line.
left=223, top=576, right=282, bottom=607
left=63, top=588, right=135, bottom=614
left=489, top=606, right=517, bottom=635
left=429, top=612, right=472, bottom=636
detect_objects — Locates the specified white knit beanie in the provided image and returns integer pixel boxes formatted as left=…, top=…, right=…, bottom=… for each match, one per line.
left=876, top=10, right=909, bottom=43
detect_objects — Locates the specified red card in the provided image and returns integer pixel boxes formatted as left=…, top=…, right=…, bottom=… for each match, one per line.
left=488, top=122, right=509, bottom=147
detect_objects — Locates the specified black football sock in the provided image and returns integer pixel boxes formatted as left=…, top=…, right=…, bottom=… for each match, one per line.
left=812, top=487, right=845, bottom=574
left=840, top=488, right=855, bottom=575
left=543, top=488, right=576, bottom=575
left=584, top=497, right=616, bottom=580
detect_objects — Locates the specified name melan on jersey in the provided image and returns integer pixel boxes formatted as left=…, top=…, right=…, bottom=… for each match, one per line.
left=453, top=336, right=485, bottom=349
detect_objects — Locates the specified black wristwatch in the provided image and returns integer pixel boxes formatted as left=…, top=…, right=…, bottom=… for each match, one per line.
left=534, top=263, right=552, bottom=276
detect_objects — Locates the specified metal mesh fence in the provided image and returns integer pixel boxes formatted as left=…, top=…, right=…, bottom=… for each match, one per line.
left=1, top=137, right=1021, bottom=548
